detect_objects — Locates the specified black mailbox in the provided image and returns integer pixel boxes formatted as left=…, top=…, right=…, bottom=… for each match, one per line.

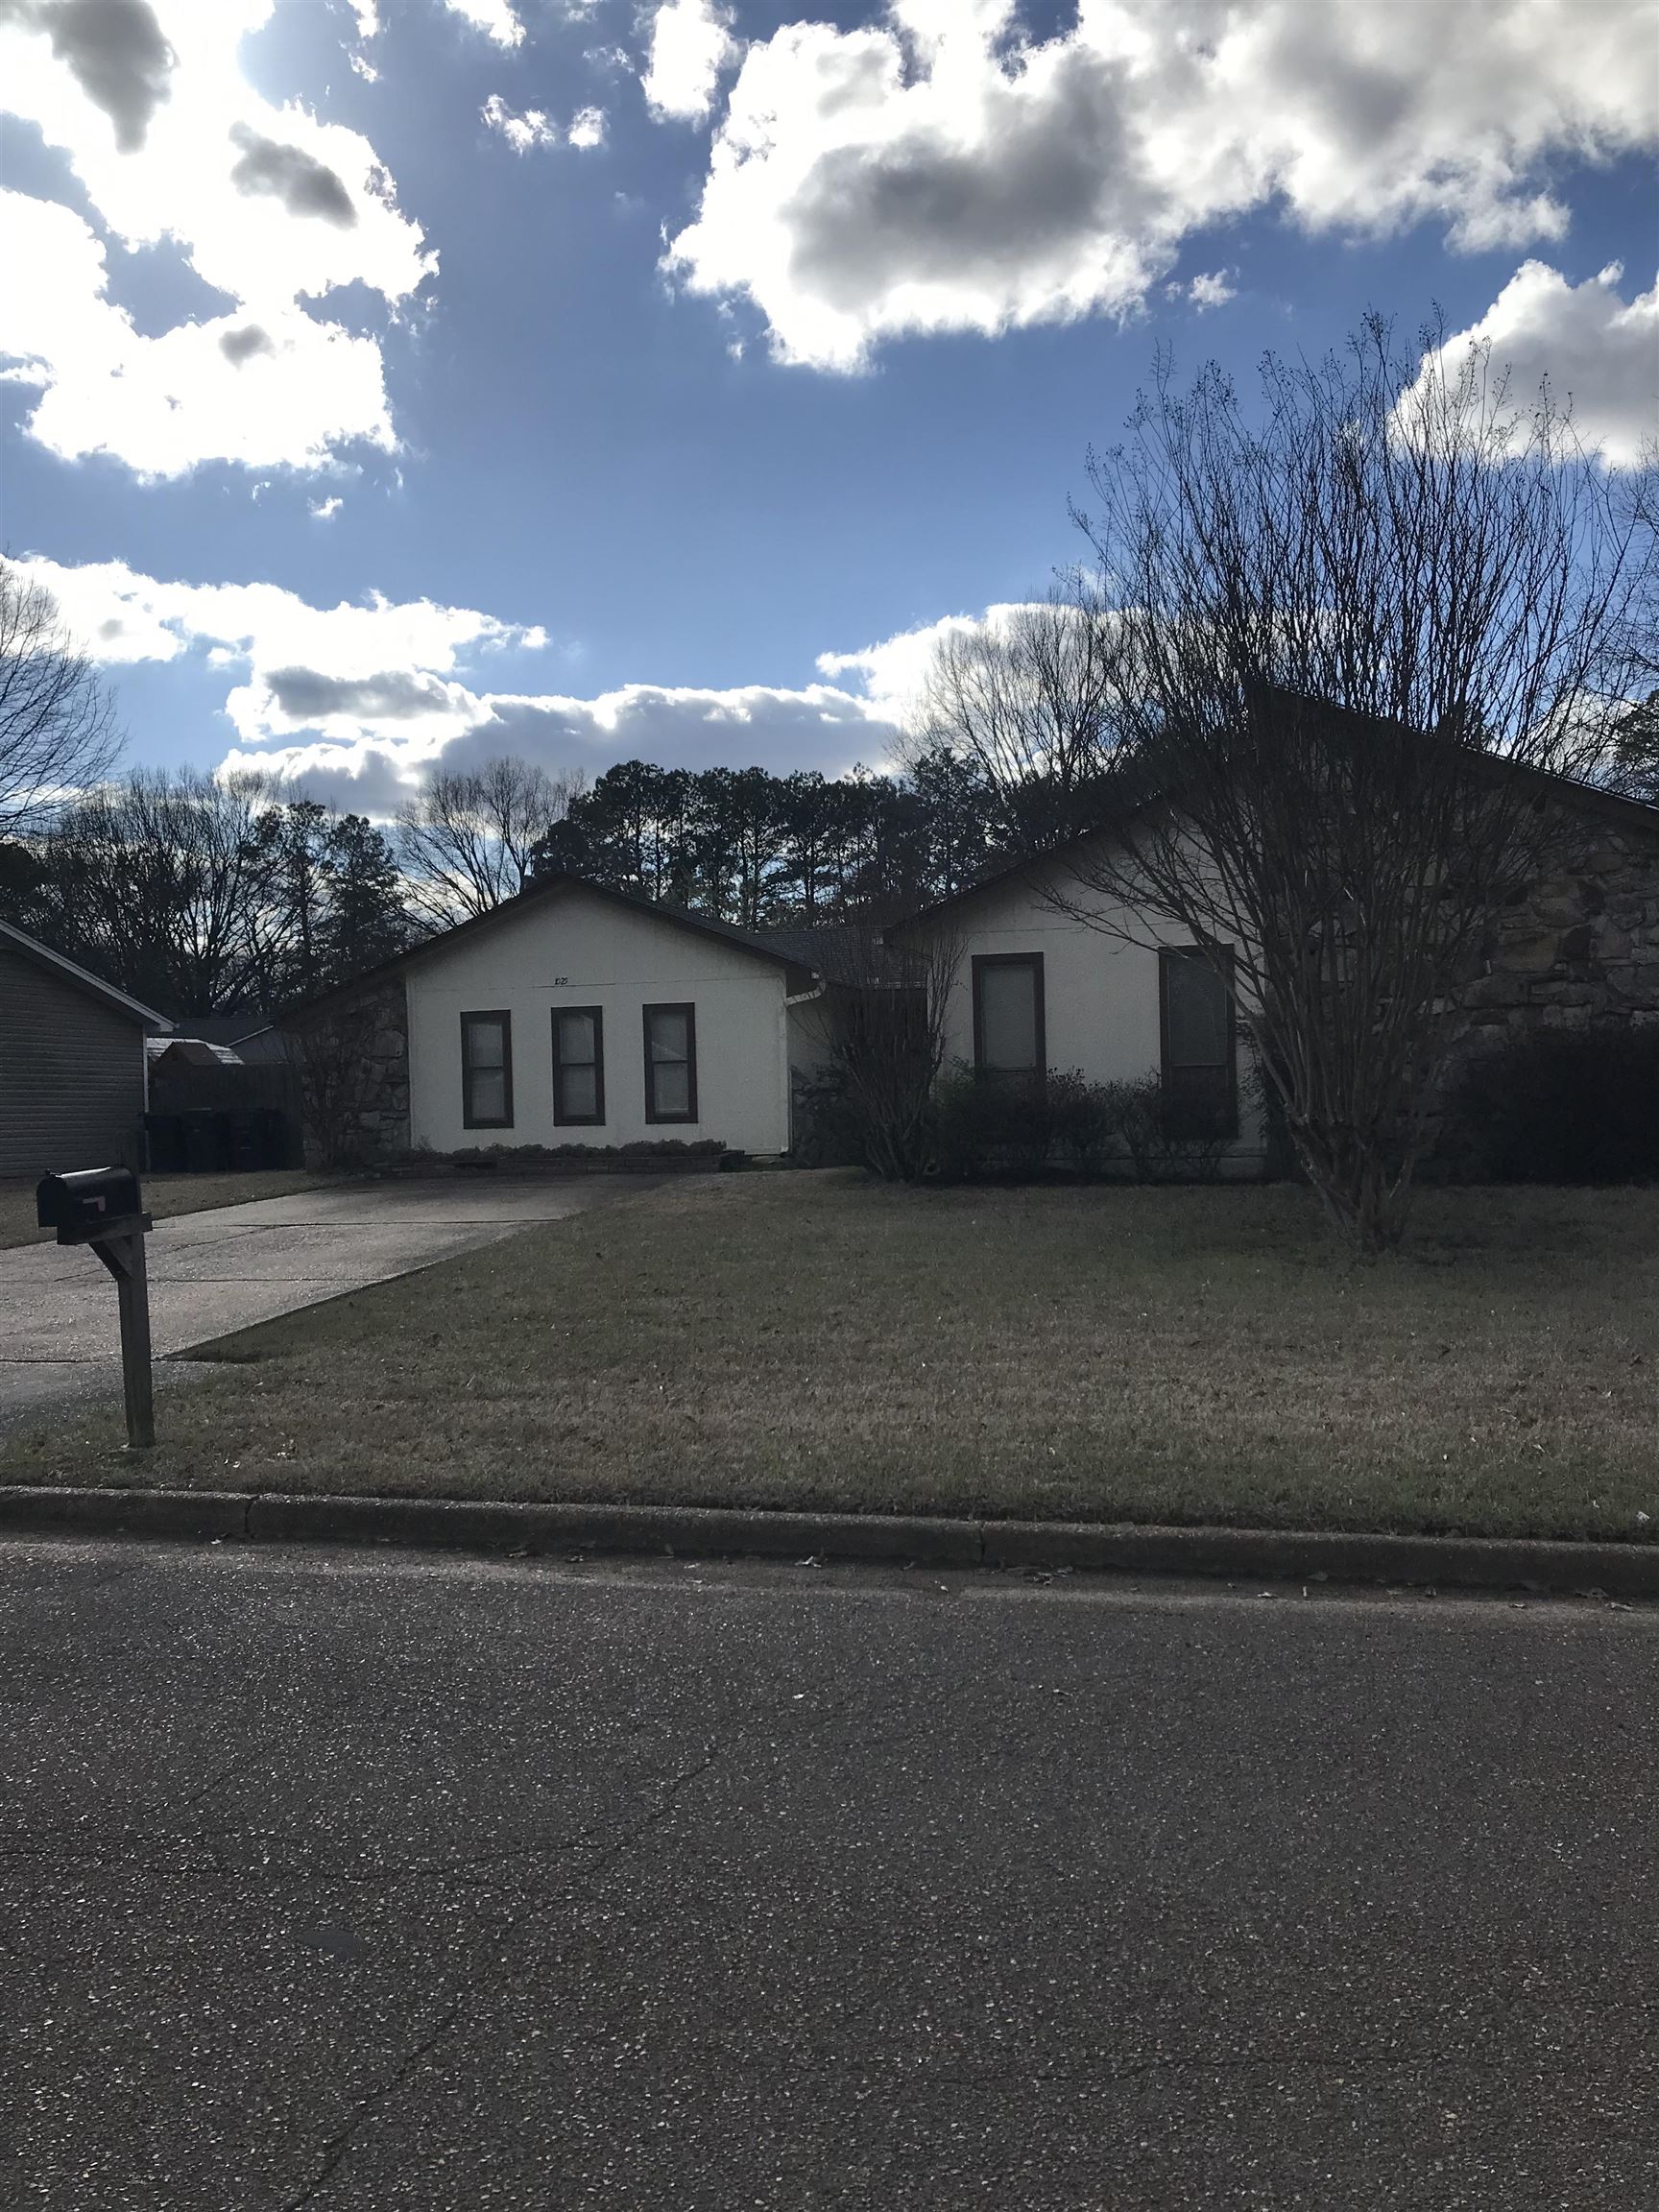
left=36, top=1166, right=147, bottom=1244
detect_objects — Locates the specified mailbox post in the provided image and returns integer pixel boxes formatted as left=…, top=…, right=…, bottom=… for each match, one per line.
left=36, top=1168, right=156, bottom=1450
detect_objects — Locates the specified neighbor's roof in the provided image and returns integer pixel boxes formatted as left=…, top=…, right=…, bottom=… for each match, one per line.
left=143, top=1011, right=268, bottom=1046
left=283, top=869, right=817, bottom=1021
left=751, top=923, right=914, bottom=988
left=0, top=919, right=169, bottom=1030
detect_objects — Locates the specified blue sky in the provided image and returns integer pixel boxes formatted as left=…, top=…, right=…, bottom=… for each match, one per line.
left=2, top=0, right=1654, bottom=812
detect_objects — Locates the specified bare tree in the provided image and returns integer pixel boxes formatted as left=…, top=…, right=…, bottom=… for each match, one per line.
left=0, top=557, right=122, bottom=831
left=906, top=590, right=1118, bottom=851
left=820, top=926, right=962, bottom=1181
left=934, top=320, right=1655, bottom=1254
left=397, top=756, right=586, bottom=926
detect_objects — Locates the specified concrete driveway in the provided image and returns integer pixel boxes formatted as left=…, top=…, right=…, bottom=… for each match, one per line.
left=0, top=1176, right=645, bottom=1432
left=1, top=1539, right=1655, bottom=2210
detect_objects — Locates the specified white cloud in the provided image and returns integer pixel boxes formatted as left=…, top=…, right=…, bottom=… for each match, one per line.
left=0, top=190, right=397, bottom=475
left=640, top=0, right=737, bottom=125
left=819, top=602, right=1045, bottom=721
left=1402, top=260, right=1658, bottom=469
left=481, top=92, right=559, bottom=152
left=482, top=93, right=608, bottom=152
left=663, top=0, right=1657, bottom=370
left=1185, top=269, right=1235, bottom=311
left=438, top=0, right=523, bottom=46
left=0, top=0, right=431, bottom=475
left=309, top=494, right=344, bottom=520
left=8, top=553, right=963, bottom=805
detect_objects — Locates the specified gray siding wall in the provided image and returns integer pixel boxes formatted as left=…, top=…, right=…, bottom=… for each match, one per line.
left=0, top=947, right=146, bottom=1177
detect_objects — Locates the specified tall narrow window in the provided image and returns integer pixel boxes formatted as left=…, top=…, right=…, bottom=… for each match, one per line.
left=972, top=953, right=1046, bottom=1082
left=1160, top=949, right=1236, bottom=1138
left=643, top=1002, right=697, bottom=1123
left=461, top=1010, right=513, bottom=1129
left=551, top=1006, right=605, bottom=1127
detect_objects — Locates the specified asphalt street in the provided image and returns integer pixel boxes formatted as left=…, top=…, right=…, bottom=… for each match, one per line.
left=1, top=1538, right=1654, bottom=2210
left=0, top=1176, right=643, bottom=1434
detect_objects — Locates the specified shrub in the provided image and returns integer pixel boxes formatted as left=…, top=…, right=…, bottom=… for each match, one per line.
left=1443, top=1023, right=1659, bottom=1184
left=1100, top=1073, right=1232, bottom=1184
left=931, top=1063, right=1051, bottom=1181
left=1046, top=1070, right=1118, bottom=1176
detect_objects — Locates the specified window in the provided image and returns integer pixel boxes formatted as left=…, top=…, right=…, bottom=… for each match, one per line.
left=460, top=1011, right=513, bottom=1129
left=643, top=1002, right=697, bottom=1123
left=551, top=1006, right=605, bottom=1127
left=1160, top=949, right=1236, bottom=1139
left=972, top=953, right=1046, bottom=1081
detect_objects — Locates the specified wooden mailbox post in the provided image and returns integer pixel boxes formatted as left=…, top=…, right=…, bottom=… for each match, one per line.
left=36, top=1167, right=156, bottom=1451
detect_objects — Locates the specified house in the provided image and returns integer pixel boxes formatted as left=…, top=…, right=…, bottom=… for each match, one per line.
left=288, top=874, right=821, bottom=1162
left=0, top=919, right=168, bottom=1178
left=889, top=847, right=1270, bottom=1174
left=888, top=760, right=1659, bottom=1179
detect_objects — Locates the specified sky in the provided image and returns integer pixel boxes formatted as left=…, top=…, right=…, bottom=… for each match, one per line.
left=1, top=0, right=1655, bottom=817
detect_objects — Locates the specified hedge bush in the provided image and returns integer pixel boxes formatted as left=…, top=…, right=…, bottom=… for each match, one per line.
left=1443, top=1022, right=1659, bottom=1184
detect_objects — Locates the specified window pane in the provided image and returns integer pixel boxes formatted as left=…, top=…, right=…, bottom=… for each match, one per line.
left=1165, top=956, right=1228, bottom=1068
left=470, top=1068, right=507, bottom=1122
left=653, top=1062, right=690, bottom=1118
left=557, top=1011, right=595, bottom=1066
left=562, top=1065, right=598, bottom=1119
left=648, top=1010, right=689, bottom=1065
left=978, top=962, right=1038, bottom=1070
left=468, top=1018, right=505, bottom=1071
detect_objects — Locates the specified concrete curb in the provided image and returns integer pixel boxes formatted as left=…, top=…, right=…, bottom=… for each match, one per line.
left=0, top=1484, right=1655, bottom=1597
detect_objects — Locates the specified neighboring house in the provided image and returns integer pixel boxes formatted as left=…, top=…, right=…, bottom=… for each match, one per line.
left=890, top=849, right=1269, bottom=1174
left=288, top=874, right=820, bottom=1162
left=0, top=920, right=168, bottom=1178
left=889, top=767, right=1659, bottom=1180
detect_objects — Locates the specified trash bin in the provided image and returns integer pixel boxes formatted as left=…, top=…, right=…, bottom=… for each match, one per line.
left=180, top=1109, right=231, bottom=1173
left=143, top=1113, right=187, bottom=1174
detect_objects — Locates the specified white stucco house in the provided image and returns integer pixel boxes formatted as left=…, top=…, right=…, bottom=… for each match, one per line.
left=889, top=839, right=1269, bottom=1176
left=291, top=875, right=821, bottom=1161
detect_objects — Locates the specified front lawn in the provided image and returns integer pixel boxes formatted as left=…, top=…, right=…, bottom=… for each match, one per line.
left=4, top=1172, right=1656, bottom=1542
left=0, top=1171, right=342, bottom=1252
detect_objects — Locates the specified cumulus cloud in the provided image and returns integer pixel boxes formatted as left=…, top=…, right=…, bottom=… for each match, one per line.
left=308, top=493, right=343, bottom=519
left=438, top=0, right=522, bottom=46
left=481, top=92, right=560, bottom=152
left=228, top=121, right=357, bottom=227
left=664, top=0, right=1658, bottom=370
left=14, top=0, right=177, bottom=152
left=0, top=0, right=431, bottom=475
left=1184, top=269, right=1236, bottom=311
left=481, top=94, right=606, bottom=153
left=640, top=0, right=736, bottom=124
left=1402, top=260, right=1658, bottom=469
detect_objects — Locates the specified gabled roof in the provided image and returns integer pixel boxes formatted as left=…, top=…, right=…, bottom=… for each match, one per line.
left=888, top=704, right=1659, bottom=940
left=0, top=919, right=168, bottom=1029
left=283, top=868, right=816, bottom=1022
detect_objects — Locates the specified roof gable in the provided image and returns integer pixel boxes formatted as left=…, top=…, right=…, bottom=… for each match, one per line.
left=0, top=921, right=168, bottom=1028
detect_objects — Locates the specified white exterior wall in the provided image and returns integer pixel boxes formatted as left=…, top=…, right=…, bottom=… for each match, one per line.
left=921, top=867, right=1268, bottom=1170
left=405, top=889, right=792, bottom=1154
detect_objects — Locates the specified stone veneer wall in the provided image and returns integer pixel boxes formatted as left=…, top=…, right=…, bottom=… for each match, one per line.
left=1441, top=809, right=1659, bottom=1058
left=289, top=974, right=410, bottom=1167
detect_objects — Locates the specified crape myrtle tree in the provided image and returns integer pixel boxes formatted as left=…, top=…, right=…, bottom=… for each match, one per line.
left=925, top=318, right=1657, bottom=1255
left=0, top=557, right=123, bottom=837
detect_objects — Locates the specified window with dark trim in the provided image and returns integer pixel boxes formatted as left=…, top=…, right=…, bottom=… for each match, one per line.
left=642, top=1002, right=697, bottom=1123
left=551, top=1005, right=605, bottom=1126
left=972, top=953, right=1046, bottom=1083
left=460, top=1010, right=513, bottom=1129
left=1159, top=948, right=1236, bottom=1139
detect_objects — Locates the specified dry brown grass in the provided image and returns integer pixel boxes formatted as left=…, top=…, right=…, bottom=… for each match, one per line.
left=4, top=1171, right=1657, bottom=1540
left=0, top=1171, right=341, bottom=1252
